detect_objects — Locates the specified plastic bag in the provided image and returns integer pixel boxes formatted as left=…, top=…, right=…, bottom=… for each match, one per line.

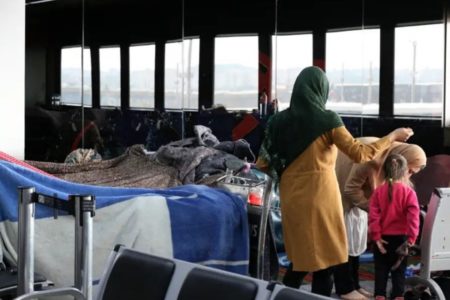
left=345, top=207, right=368, bottom=256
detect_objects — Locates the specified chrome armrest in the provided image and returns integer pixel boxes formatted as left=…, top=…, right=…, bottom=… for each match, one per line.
left=14, top=287, right=86, bottom=300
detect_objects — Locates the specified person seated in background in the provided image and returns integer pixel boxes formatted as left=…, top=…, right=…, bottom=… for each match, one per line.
left=334, top=138, right=426, bottom=300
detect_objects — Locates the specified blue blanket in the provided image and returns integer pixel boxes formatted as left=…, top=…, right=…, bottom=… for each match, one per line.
left=0, top=161, right=249, bottom=285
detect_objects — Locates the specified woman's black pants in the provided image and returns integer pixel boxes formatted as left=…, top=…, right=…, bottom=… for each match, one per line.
left=282, top=263, right=334, bottom=297
left=333, top=256, right=361, bottom=295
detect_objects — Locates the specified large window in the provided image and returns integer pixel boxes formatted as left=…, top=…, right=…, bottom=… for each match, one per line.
left=130, top=44, right=155, bottom=109
left=394, top=24, right=444, bottom=117
left=165, top=38, right=199, bottom=110
left=100, top=46, right=121, bottom=107
left=61, top=47, right=92, bottom=106
left=214, top=36, right=258, bottom=110
left=272, top=33, right=313, bottom=111
left=326, top=29, right=380, bottom=115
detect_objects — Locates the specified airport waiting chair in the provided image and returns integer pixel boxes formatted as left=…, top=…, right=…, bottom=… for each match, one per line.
left=405, top=188, right=450, bottom=300
left=96, top=245, right=176, bottom=300
left=16, top=245, right=333, bottom=300
left=103, top=246, right=332, bottom=300
left=13, top=244, right=177, bottom=300
left=97, top=245, right=271, bottom=300
left=154, top=246, right=271, bottom=300
left=176, top=267, right=260, bottom=300
left=15, top=244, right=269, bottom=300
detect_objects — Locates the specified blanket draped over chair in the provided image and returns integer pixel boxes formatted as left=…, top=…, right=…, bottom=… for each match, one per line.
left=0, top=160, right=249, bottom=287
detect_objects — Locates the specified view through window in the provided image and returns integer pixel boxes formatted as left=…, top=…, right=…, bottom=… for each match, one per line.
left=326, top=29, right=380, bottom=115
left=214, top=36, right=258, bottom=110
left=165, top=38, right=199, bottom=110
left=100, top=46, right=121, bottom=107
left=130, top=44, right=155, bottom=109
left=394, top=24, right=444, bottom=117
left=272, top=34, right=313, bottom=111
left=61, top=47, right=92, bottom=106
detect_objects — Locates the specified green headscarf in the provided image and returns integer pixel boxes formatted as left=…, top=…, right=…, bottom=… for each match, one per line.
left=260, top=66, right=343, bottom=178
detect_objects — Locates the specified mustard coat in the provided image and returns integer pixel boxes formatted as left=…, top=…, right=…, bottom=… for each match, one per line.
left=257, top=126, right=391, bottom=272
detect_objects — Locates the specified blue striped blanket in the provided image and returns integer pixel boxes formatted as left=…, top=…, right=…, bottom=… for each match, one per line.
left=0, top=161, right=249, bottom=286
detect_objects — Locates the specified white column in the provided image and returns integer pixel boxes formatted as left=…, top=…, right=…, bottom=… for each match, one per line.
left=0, top=0, right=25, bottom=159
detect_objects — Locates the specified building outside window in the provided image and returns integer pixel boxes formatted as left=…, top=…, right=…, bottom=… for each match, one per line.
left=61, top=46, right=92, bottom=106
left=100, top=46, right=121, bottom=107
left=394, top=24, right=444, bottom=118
left=214, top=35, right=258, bottom=111
left=326, top=28, right=380, bottom=115
left=272, top=33, right=312, bottom=111
left=130, top=44, right=155, bottom=109
left=165, top=38, right=199, bottom=110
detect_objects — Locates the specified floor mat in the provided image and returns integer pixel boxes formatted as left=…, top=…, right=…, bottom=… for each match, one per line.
left=278, top=255, right=421, bottom=283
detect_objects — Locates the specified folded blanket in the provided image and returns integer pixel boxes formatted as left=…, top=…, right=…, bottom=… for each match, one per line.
left=0, top=161, right=249, bottom=287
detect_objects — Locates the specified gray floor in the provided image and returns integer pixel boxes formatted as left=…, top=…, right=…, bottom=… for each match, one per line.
left=300, top=280, right=377, bottom=299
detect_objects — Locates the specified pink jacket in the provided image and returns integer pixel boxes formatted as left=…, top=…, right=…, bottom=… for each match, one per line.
left=369, top=182, right=420, bottom=245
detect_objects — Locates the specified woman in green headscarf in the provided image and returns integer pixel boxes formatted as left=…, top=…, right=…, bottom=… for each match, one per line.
left=256, top=66, right=413, bottom=297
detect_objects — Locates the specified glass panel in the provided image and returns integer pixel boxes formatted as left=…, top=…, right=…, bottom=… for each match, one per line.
left=182, top=38, right=199, bottom=110
left=165, top=38, right=199, bottom=110
left=214, top=36, right=258, bottom=110
left=100, top=46, right=121, bottom=107
left=61, top=47, right=92, bottom=106
left=326, top=28, right=380, bottom=115
left=165, top=40, right=183, bottom=109
left=446, top=14, right=450, bottom=126
left=394, top=24, right=444, bottom=117
left=271, top=34, right=313, bottom=111
left=129, top=44, right=155, bottom=109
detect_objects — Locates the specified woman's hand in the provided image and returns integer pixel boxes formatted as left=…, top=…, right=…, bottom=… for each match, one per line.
left=388, top=127, right=414, bottom=143
left=376, top=239, right=388, bottom=254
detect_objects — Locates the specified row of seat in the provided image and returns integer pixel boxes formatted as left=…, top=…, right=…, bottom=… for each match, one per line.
left=96, top=245, right=331, bottom=300
left=15, top=244, right=331, bottom=300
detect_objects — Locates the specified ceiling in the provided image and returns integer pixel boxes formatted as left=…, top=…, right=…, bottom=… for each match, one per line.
left=26, top=0, right=444, bottom=47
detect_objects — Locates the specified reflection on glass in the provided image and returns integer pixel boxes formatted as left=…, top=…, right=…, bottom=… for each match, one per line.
left=271, top=34, right=313, bottom=111
left=214, top=36, right=258, bottom=110
left=165, top=38, right=199, bottom=110
left=394, top=24, right=444, bottom=117
left=130, top=44, right=155, bottom=109
left=100, top=46, right=121, bottom=107
left=326, top=29, right=380, bottom=115
left=183, top=38, right=200, bottom=110
left=61, top=47, right=92, bottom=106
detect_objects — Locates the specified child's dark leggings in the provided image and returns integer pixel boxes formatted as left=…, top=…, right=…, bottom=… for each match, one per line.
left=282, top=262, right=334, bottom=296
left=373, top=235, right=408, bottom=298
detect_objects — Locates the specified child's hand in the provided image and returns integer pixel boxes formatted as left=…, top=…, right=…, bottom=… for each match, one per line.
left=376, top=239, right=388, bottom=254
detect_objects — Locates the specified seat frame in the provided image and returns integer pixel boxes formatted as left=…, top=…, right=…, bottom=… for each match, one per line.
left=405, top=188, right=450, bottom=300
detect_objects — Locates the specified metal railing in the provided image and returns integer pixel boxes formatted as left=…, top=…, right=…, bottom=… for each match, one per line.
left=17, top=187, right=95, bottom=300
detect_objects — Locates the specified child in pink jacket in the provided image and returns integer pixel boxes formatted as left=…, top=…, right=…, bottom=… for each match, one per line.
left=369, top=154, right=420, bottom=300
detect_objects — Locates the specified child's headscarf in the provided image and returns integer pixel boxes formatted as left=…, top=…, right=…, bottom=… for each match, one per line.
left=259, top=66, right=343, bottom=177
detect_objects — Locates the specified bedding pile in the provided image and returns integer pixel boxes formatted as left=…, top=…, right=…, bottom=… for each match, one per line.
left=0, top=160, right=249, bottom=286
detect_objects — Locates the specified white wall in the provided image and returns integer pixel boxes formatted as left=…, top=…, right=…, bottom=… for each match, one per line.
left=0, top=0, right=25, bottom=159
